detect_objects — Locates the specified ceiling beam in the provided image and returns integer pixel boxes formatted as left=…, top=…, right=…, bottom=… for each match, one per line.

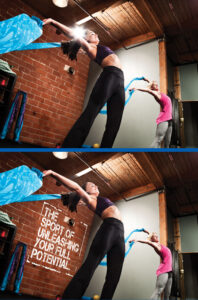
left=110, top=32, right=156, bottom=50
left=130, top=0, right=164, bottom=37
left=132, top=153, right=164, bottom=189
left=110, top=183, right=156, bottom=202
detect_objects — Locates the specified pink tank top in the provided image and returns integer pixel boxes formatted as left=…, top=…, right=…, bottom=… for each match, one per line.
left=156, top=245, right=172, bottom=276
left=156, top=93, right=172, bottom=124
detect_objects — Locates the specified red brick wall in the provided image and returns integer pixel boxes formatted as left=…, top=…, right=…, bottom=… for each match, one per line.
left=0, top=153, right=94, bottom=299
left=0, top=0, right=90, bottom=147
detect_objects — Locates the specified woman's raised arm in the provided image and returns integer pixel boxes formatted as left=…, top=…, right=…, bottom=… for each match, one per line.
left=43, top=170, right=93, bottom=206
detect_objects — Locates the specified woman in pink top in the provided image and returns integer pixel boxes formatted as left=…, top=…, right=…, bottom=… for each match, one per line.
left=130, top=231, right=173, bottom=299
left=131, top=78, right=173, bottom=148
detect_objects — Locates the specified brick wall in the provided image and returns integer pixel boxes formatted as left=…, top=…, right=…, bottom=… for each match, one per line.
left=0, top=153, right=94, bottom=299
left=0, top=0, right=90, bottom=147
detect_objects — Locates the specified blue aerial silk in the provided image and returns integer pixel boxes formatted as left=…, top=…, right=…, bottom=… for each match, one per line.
left=100, top=76, right=145, bottom=114
left=0, top=242, right=27, bottom=293
left=14, top=91, right=27, bottom=142
left=0, top=165, right=61, bottom=206
left=25, top=194, right=61, bottom=201
left=99, top=228, right=145, bottom=266
left=0, top=91, right=27, bottom=141
left=0, top=14, right=61, bottom=54
left=20, top=42, right=61, bottom=51
left=0, top=165, right=43, bottom=206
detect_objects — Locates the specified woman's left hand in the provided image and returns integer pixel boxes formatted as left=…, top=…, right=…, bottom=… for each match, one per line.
left=43, top=170, right=53, bottom=177
left=43, top=18, right=54, bottom=26
left=143, top=77, right=150, bottom=83
left=129, top=239, right=136, bottom=244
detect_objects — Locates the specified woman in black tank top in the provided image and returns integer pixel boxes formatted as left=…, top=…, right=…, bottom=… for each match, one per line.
left=43, top=19, right=125, bottom=148
left=43, top=170, right=125, bottom=300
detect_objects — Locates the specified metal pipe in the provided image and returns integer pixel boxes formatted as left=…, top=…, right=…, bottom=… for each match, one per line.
left=74, top=152, right=128, bottom=201
left=125, top=188, right=163, bottom=201
left=72, top=0, right=128, bottom=49
left=72, top=0, right=110, bottom=32
left=124, top=36, right=160, bottom=50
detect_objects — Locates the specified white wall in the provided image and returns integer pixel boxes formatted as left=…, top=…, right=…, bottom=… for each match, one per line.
left=83, top=41, right=160, bottom=148
left=83, top=192, right=160, bottom=299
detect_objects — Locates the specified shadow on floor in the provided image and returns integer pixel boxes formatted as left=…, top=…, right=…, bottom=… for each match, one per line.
left=0, top=139, right=45, bottom=148
left=0, top=290, right=46, bottom=299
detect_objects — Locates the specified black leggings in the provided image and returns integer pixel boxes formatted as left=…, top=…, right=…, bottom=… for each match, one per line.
left=62, top=218, right=125, bottom=300
left=62, top=66, right=125, bottom=148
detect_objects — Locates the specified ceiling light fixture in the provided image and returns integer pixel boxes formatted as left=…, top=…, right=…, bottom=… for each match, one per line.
left=52, top=0, right=68, bottom=8
left=52, top=152, right=68, bottom=159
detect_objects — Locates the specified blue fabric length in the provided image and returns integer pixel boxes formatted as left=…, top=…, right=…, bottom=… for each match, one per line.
left=0, top=242, right=27, bottom=293
left=0, top=14, right=43, bottom=54
left=0, top=165, right=62, bottom=207
left=14, top=91, right=27, bottom=142
left=99, top=228, right=145, bottom=266
left=0, top=165, right=43, bottom=206
left=19, top=42, right=61, bottom=51
left=100, top=76, right=145, bottom=114
left=0, top=14, right=61, bottom=54
left=0, top=91, right=27, bottom=141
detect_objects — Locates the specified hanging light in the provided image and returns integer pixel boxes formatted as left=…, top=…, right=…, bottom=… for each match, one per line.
left=52, top=152, right=68, bottom=159
left=52, top=0, right=68, bottom=8
left=72, top=26, right=85, bottom=39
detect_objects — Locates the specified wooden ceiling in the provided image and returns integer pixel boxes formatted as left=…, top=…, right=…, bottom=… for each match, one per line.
left=22, top=0, right=198, bottom=65
left=26, top=151, right=198, bottom=218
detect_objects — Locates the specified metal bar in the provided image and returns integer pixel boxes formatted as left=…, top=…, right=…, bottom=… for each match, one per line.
left=74, top=152, right=128, bottom=201
left=125, top=188, right=161, bottom=201
left=72, top=0, right=128, bottom=49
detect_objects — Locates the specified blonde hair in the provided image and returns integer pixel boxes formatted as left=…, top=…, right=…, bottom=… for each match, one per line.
left=85, top=30, right=94, bottom=39
left=85, top=29, right=93, bottom=35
